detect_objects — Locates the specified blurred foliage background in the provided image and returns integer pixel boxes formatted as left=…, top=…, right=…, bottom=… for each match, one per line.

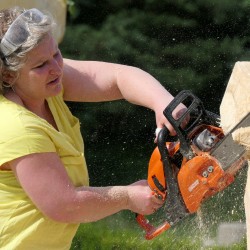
left=61, top=0, right=250, bottom=184
left=59, top=0, right=250, bottom=248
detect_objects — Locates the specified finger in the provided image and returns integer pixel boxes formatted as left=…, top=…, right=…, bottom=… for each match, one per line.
left=152, top=203, right=163, bottom=213
left=153, top=199, right=165, bottom=207
left=151, top=192, right=165, bottom=204
left=159, top=122, right=176, bottom=136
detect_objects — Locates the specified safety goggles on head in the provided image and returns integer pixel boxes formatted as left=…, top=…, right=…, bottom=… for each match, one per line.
left=0, top=8, right=46, bottom=57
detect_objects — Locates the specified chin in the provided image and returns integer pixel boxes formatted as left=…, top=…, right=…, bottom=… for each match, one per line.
left=48, top=82, right=63, bottom=96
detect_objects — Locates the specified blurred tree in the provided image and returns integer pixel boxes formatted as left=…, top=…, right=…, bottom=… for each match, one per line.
left=62, top=0, right=250, bottom=111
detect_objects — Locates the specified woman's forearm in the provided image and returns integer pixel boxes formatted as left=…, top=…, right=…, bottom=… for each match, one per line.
left=46, top=180, right=160, bottom=224
left=55, top=186, right=129, bottom=223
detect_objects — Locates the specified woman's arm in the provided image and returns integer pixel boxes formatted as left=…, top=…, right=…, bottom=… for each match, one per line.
left=62, top=60, right=186, bottom=134
left=9, top=152, right=163, bottom=223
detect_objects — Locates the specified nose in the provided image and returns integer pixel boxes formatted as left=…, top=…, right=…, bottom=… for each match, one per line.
left=49, top=58, right=63, bottom=76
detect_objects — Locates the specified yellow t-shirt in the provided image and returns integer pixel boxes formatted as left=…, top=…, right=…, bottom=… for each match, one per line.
left=0, top=92, right=89, bottom=250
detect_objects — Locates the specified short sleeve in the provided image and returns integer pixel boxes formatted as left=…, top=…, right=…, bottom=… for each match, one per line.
left=0, top=120, right=56, bottom=166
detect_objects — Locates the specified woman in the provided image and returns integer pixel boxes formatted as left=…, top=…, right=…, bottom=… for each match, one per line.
left=0, top=7, right=186, bottom=249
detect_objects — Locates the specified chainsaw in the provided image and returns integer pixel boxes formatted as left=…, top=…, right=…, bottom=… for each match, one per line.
left=136, top=90, right=249, bottom=240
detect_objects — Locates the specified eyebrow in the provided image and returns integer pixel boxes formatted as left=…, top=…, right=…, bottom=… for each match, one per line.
left=29, top=55, right=47, bottom=67
left=29, top=47, right=59, bottom=67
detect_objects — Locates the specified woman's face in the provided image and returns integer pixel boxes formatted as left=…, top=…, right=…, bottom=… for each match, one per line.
left=13, top=33, right=63, bottom=102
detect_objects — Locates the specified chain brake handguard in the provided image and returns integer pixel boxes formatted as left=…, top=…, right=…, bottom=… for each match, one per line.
left=163, top=90, right=219, bottom=159
left=136, top=90, right=220, bottom=240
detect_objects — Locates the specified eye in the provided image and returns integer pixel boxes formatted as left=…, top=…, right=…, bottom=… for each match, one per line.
left=36, top=62, right=46, bottom=68
left=54, top=50, right=62, bottom=59
left=32, top=61, right=47, bottom=69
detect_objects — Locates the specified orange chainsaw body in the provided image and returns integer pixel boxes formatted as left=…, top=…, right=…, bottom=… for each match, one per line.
left=177, top=154, right=232, bottom=213
left=147, top=124, right=231, bottom=213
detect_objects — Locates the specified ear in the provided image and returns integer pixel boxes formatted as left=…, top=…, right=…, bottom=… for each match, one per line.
left=2, top=70, right=16, bottom=84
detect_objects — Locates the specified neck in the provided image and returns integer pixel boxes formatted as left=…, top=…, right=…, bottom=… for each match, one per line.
left=25, top=98, right=58, bottom=130
left=23, top=99, right=47, bottom=116
left=4, top=90, right=58, bottom=130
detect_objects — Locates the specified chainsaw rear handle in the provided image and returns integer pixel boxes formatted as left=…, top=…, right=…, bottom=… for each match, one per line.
left=136, top=214, right=171, bottom=240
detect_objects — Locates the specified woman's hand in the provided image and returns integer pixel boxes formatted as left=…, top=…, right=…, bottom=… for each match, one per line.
left=126, top=180, right=164, bottom=215
left=155, top=103, right=188, bottom=136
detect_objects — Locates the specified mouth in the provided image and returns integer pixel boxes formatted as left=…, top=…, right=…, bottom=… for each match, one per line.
left=48, top=76, right=60, bottom=85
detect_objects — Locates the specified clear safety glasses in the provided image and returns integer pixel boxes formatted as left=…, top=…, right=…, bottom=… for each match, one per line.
left=0, top=8, right=46, bottom=57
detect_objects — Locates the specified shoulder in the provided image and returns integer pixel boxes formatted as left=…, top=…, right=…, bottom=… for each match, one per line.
left=3, top=90, right=25, bottom=107
left=0, top=97, right=57, bottom=165
left=0, top=95, right=50, bottom=141
left=61, top=58, right=123, bottom=102
left=0, top=95, right=26, bottom=136
left=62, top=58, right=117, bottom=83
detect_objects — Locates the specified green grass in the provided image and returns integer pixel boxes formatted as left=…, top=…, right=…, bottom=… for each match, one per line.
left=70, top=215, right=200, bottom=249
left=70, top=211, right=246, bottom=250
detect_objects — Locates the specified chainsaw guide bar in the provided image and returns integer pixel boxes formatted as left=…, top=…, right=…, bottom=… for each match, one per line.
left=211, top=113, right=250, bottom=170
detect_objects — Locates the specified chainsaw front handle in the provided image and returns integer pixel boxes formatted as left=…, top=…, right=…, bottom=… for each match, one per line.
left=136, top=214, right=171, bottom=240
left=135, top=128, right=172, bottom=240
